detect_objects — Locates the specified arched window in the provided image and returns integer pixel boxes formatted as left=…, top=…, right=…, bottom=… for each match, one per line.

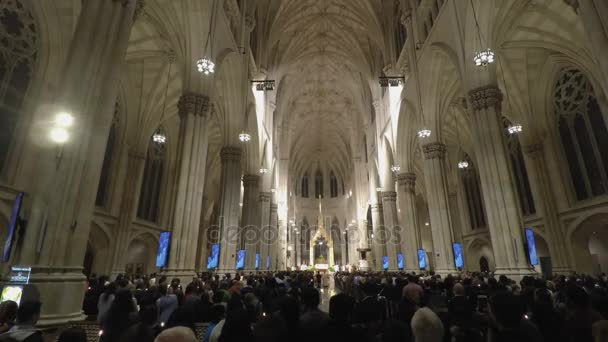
left=315, top=170, right=323, bottom=198
left=0, top=0, right=37, bottom=172
left=554, top=68, right=608, bottom=200
left=137, top=129, right=166, bottom=222
left=96, top=104, right=119, bottom=207
left=330, top=172, right=338, bottom=198
left=503, top=117, right=535, bottom=216
left=301, top=173, right=309, bottom=198
left=461, top=155, right=487, bottom=230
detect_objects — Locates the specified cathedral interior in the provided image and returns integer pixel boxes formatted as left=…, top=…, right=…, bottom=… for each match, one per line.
left=0, top=0, right=608, bottom=324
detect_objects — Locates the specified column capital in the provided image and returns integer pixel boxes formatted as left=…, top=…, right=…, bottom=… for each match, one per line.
left=380, top=191, right=397, bottom=202
left=220, top=146, right=242, bottom=162
left=400, top=7, right=412, bottom=26
left=422, top=142, right=447, bottom=160
left=259, top=192, right=272, bottom=202
left=524, top=142, right=544, bottom=159
left=178, top=92, right=210, bottom=118
left=242, top=174, right=260, bottom=187
left=245, top=15, right=256, bottom=32
left=397, top=172, right=416, bottom=193
left=371, top=203, right=383, bottom=212
left=468, top=85, right=503, bottom=112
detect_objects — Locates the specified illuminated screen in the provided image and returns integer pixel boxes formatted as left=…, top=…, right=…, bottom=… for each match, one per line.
left=255, top=253, right=260, bottom=269
left=236, top=250, right=246, bottom=269
left=417, top=249, right=426, bottom=269
left=397, top=253, right=404, bottom=270
left=452, top=243, right=464, bottom=268
left=382, top=256, right=389, bottom=270
left=266, top=255, right=270, bottom=269
left=525, top=228, right=539, bottom=265
left=155, top=231, right=171, bottom=268
left=3, top=193, right=24, bottom=262
left=0, top=286, right=23, bottom=305
left=207, top=244, right=220, bottom=269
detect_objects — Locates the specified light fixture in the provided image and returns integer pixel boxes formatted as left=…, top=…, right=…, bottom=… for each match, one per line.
left=318, top=241, right=323, bottom=245
left=152, top=129, right=167, bottom=144
left=270, top=188, right=276, bottom=193
left=425, top=222, right=430, bottom=226
left=375, top=187, right=382, bottom=192
left=343, top=231, right=347, bottom=234
left=196, top=57, right=215, bottom=75
left=196, top=0, right=217, bottom=76
left=458, top=160, right=469, bottom=169
left=351, top=219, right=356, bottom=224
left=507, top=124, right=522, bottom=135
left=289, top=219, right=294, bottom=224
left=288, top=245, right=293, bottom=251
left=259, top=168, right=268, bottom=174
left=239, top=132, right=251, bottom=142
left=252, top=80, right=275, bottom=91
left=371, top=233, right=374, bottom=239
left=391, top=165, right=401, bottom=173
left=239, top=203, right=243, bottom=207
left=417, top=129, right=431, bottom=138
left=379, top=76, right=404, bottom=87
left=473, top=49, right=495, bottom=67
left=50, top=127, right=69, bottom=143
left=349, top=190, right=353, bottom=197
left=55, top=112, right=74, bottom=127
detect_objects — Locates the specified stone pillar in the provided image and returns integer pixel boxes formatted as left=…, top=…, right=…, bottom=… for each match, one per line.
left=352, top=158, right=370, bottom=268
left=422, top=142, right=458, bottom=274
left=218, top=146, right=242, bottom=273
left=165, top=93, right=210, bottom=282
left=397, top=172, right=422, bottom=272
left=196, top=196, right=209, bottom=273
left=468, top=86, right=532, bottom=276
left=269, top=203, right=278, bottom=270
left=370, top=203, right=385, bottom=271
left=13, top=0, right=139, bottom=325
left=568, top=0, right=608, bottom=95
left=109, top=150, right=146, bottom=278
left=524, top=142, right=573, bottom=273
left=381, top=191, right=399, bottom=270
left=295, top=227, right=302, bottom=267
left=241, top=174, right=260, bottom=271
left=258, top=192, right=271, bottom=271
left=340, top=231, right=347, bottom=266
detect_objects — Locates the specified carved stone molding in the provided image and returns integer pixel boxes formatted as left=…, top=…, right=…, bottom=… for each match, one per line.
left=400, top=9, right=412, bottom=26
left=245, top=15, right=256, bottom=32
left=242, top=174, right=260, bottom=187
left=397, top=172, right=416, bottom=193
left=178, top=92, right=210, bottom=118
left=381, top=191, right=397, bottom=202
left=270, top=203, right=278, bottom=212
left=524, top=142, right=544, bottom=159
left=220, top=146, right=242, bottom=162
left=422, top=142, right=447, bottom=160
left=371, top=203, right=383, bottom=212
left=468, top=85, right=503, bottom=112
left=259, top=192, right=271, bottom=202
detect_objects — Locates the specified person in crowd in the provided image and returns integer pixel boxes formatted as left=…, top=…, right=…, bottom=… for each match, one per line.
left=57, top=327, right=87, bottom=342
left=119, top=304, right=158, bottom=342
left=218, top=295, right=252, bottom=342
left=97, top=281, right=116, bottom=324
left=564, top=285, right=604, bottom=342
left=154, top=326, right=197, bottom=342
left=487, top=292, right=541, bottom=342
left=411, top=307, right=444, bottom=342
left=0, top=301, right=18, bottom=334
left=298, top=287, right=329, bottom=341
left=157, top=284, right=179, bottom=326
left=202, top=305, right=225, bottom=342
left=100, top=289, right=138, bottom=342
left=0, top=301, right=43, bottom=342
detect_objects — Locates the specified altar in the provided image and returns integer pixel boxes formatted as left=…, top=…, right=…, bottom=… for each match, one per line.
left=310, top=200, right=335, bottom=268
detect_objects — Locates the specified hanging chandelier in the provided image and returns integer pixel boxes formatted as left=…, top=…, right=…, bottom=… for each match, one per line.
left=390, top=165, right=401, bottom=173
left=417, top=129, right=431, bottom=138
left=507, top=124, right=522, bottom=135
left=196, top=57, right=215, bottom=75
left=239, top=131, right=251, bottom=142
left=473, top=49, right=495, bottom=67
left=152, top=129, right=167, bottom=144
left=458, top=160, right=469, bottom=169
left=259, top=168, right=268, bottom=174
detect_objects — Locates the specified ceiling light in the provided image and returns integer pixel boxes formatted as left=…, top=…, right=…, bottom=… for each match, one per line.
left=425, top=222, right=430, bottom=226
left=50, top=127, right=69, bottom=143
left=252, top=80, right=275, bottom=91
left=55, top=112, right=74, bottom=128
left=239, top=132, right=251, bottom=142
left=259, top=168, right=268, bottom=174
left=270, top=188, right=276, bottom=193
left=375, top=187, right=382, bottom=192
left=507, top=124, right=522, bottom=135
left=152, top=129, right=167, bottom=144
left=458, top=160, right=469, bottom=169
left=391, top=165, right=401, bottom=173
left=196, top=57, right=215, bottom=75
left=473, top=49, right=495, bottom=67
left=417, top=129, right=431, bottom=138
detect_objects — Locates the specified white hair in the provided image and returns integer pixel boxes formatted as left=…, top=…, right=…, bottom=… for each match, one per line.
left=411, top=307, right=444, bottom=342
left=154, top=327, right=197, bottom=342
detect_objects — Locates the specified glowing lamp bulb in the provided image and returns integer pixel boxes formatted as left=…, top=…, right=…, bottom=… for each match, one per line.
left=50, top=127, right=69, bottom=143
left=55, top=112, right=74, bottom=127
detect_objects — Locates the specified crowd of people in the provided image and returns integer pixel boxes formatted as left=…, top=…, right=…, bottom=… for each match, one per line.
left=0, top=270, right=606, bottom=341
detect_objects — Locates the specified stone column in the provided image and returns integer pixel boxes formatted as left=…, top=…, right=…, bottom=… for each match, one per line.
left=218, top=146, right=242, bottom=273
left=196, top=196, right=209, bottom=273
left=295, top=226, right=302, bottom=267
left=165, top=93, right=210, bottom=282
left=13, top=0, right=139, bottom=325
left=422, top=142, right=458, bottom=274
left=524, top=142, right=573, bottom=273
left=370, top=203, right=385, bottom=271
left=109, top=150, right=146, bottom=278
left=269, top=203, right=278, bottom=270
left=258, top=192, right=271, bottom=270
left=241, top=174, right=260, bottom=271
left=352, top=158, right=370, bottom=268
left=397, top=172, right=422, bottom=272
left=381, top=191, right=399, bottom=270
left=468, top=86, right=532, bottom=276
left=340, top=231, right=348, bottom=266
